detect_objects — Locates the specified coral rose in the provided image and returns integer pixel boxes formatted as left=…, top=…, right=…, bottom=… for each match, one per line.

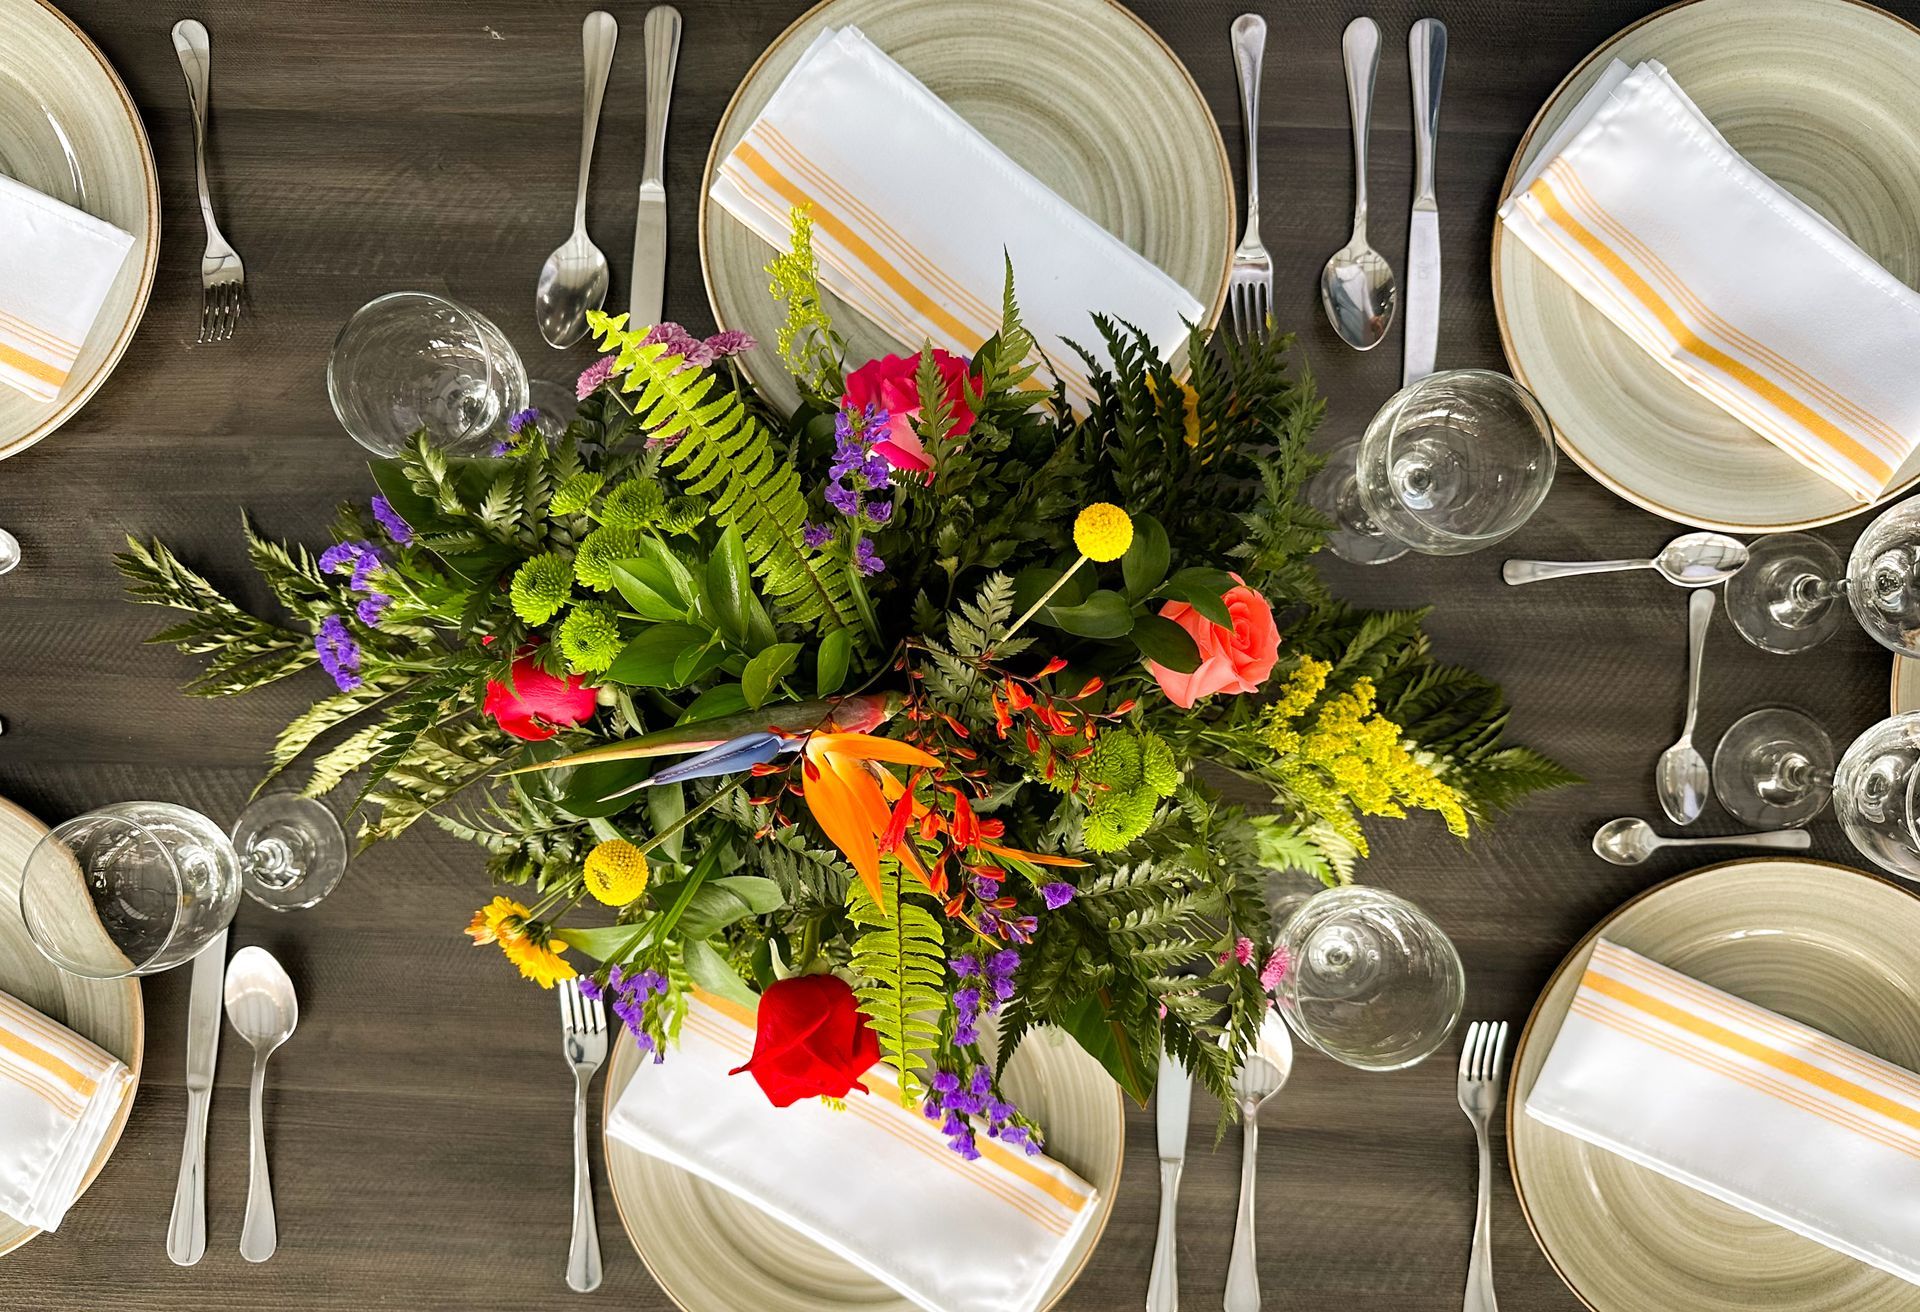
left=841, top=349, right=978, bottom=475
left=729, top=974, right=881, bottom=1107
left=482, top=643, right=598, bottom=741
left=1144, top=577, right=1281, bottom=709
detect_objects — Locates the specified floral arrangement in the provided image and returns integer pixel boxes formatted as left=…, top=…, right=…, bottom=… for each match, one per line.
left=118, top=211, right=1571, bottom=1143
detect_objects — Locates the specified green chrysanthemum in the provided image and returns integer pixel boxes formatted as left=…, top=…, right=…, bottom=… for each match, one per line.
left=1140, top=733, right=1179, bottom=796
left=549, top=472, right=605, bottom=519
left=1084, top=787, right=1158, bottom=853
left=573, top=527, right=639, bottom=592
left=510, top=553, right=574, bottom=626
left=557, top=604, right=624, bottom=674
left=659, top=495, right=704, bottom=535
left=1084, top=732, right=1143, bottom=790
left=600, top=479, right=665, bottom=530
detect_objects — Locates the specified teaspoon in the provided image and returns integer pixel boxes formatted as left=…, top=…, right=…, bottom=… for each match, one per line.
left=1655, top=589, right=1714, bottom=825
left=1503, top=531, right=1749, bottom=587
left=225, top=946, right=299, bottom=1262
left=535, top=11, right=618, bottom=348
left=1591, top=816, right=1811, bottom=866
left=1222, top=1010, right=1294, bottom=1312
left=1320, top=17, right=1397, bottom=350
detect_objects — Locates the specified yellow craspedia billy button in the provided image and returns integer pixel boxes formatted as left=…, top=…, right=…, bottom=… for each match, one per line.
left=582, top=838, right=650, bottom=906
left=1073, top=503, right=1134, bottom=562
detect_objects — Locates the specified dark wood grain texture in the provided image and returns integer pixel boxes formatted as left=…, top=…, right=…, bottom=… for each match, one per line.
left=1, top=0, right=1915, bottom=1307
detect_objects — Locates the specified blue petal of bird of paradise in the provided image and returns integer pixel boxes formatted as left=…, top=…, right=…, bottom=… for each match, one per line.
left=616, top=731, right=800, bottom=796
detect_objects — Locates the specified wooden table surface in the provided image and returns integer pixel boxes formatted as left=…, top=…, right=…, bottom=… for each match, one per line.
left=2, top=0, right=1916, bottom=1307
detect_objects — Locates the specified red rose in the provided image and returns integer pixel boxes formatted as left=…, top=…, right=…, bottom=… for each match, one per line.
left=729, top=974, right=881, bottom=1107
left=841, top=349, right=978, bottom=476
left=482, top=644, right=597, bottom=741
left=1144, top=575, right=1282, bottom=710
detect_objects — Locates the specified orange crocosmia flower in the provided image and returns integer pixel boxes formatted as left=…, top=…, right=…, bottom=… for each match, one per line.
left=800, top=733, right=942, bottom=902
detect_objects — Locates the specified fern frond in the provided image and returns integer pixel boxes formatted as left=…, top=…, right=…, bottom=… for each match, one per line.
left=846, top=865, right=946, bottom=1091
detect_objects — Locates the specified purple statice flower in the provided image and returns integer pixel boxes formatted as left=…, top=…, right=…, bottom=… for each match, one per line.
left=950, top=955, right=980, bottom=979
left=315, top=615, right=362, bottom=692
left=506, top=407, right=540, bottom=436
left=1041, top=881, right=1076, bottom=911
left=490, top=437, right=517, bottom=457
left=318, top=539, right=373, bottom=575
left=576, top=355, right=616, bottom=399
left=969, top=873, right=1002, bottom=900
left=864, top=498, right=894, bottom=526
left=825, top=480, right=861, bottom=517
left=853, top=538, right=885, bottom=577
left=924, top=1064, right=1044, bottom=1160
left=349, top=546, right=385, bottom=592
left=370, top=495, right=413, bottom=545
left=355, top=592, right=391, bottom=626
left=952, top=985, right=983, bottom=1047
left=597, top=965, right=672, bottom=1058
left=802, top=521, right=834, bottom=550
left=821, top=404, right=895, bottom=528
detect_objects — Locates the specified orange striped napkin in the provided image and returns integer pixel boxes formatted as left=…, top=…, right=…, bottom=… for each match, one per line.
left=607, top=991, right=1099, bottom=1312
left=1498, top=60, right=1920, bottom=502
left=708, top=26, right=1205, bottom=409
left=0, top=989, right=132, bottom=1231
left=0, top=172, right=134, bottom=403
left=1526, top=939, right=1920, bottom=1284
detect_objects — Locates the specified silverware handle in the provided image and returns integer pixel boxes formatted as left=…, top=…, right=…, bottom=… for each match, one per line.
left=1659, top=829, right=1813, bottom=852
left=1223, top=1118, right=1260, bottom=1312
left=1341, top=17, right=1380, bottom=240
left=1682, top=588, right=1714, bottom=738
left=641, top=6, right=683, bottom=188
left=573, top=12, right=619, bottom=231
left=1409, top=18, right=1447, bottom=208
left=1464, top=1120, right=1497, bottom=1312
left=1146, top=1159, right=1181, bottom=1311
left=165, top=1088, right=210, bottom=1266
left=240, top=1057, right=276, bottom=1263
left=1501, top=558, right=1652, bottom=585
left=566, top=1070, right=602, bottom=1292
left=1230, top=14, right=1265, bottom=244
left=170, top=20, right=222, bottom=249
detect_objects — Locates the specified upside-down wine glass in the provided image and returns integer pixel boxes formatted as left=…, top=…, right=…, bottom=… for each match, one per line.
left=230, top=794, right=349, bottom=912
left=1711, top=707, right=1835, bottom=829
left=327, top=291, right=530, bottom=456
left=1834, top=712, right=1920, bottom=881
left=1725, top=500, right=1920, bottom=656
left=1307, top=368, right=1557, bottom=565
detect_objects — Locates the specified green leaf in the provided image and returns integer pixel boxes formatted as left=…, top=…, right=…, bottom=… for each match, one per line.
left=605, top=623, right=710, bottom=687
left=709, top=875, right=785, bottom=914
left=678, top=685, right=749, bottom=723
left=1121, top=514, right=1171, bottom=600
left=672, top=640, right=729, bottom=687
left=675, top=874, right=785, bottom=938
left=611, top=561, right=688, bottom=623
left=741, top=642, right=802, bottom=708
left=1131, top=613, right=1202, bottom=672
left=683, top=938, right=758, bottom=1007
left=645, top=782, right=686, bottom=865
left=554, top=923, right=649, bottom=962
left=558, top=758, right=654, bottom=818
left=706, top=525, right=754, bottom=646
left=1045, top=589, right=1136, bottom=639
left=368, top=459, right=442, bottom=536
left=816, top=627, right=853, bottom=696
left=1056, top=992, right=1155, bottom=1104
left=1164, top=567, right=1239, bottom=628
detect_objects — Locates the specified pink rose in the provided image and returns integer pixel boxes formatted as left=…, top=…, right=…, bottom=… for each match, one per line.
left=1145, top=578, right=1281, bottom=709
left=841, top=350, right=978, bottom=476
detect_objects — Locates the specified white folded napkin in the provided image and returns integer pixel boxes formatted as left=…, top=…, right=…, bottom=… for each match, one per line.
left=709, top=26, right=1206, bottom=406
left=0, top=171, right=135, bottom=403
left=0, top=988, right=133, bottom=1231
left=1499, top=60, right=1920, bottom=502
left=608, top=991, right=1100, bottom=1312
left=1526, top=938, right=1920, bottom=1285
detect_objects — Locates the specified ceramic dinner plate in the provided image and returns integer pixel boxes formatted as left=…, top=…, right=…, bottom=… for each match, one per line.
left=1510, top=858, right=1920, bottom=1310
left=1493, top=0, right=1920, bottom=532
left=699, top=0, right=1233, bottom=414
left=603, top=1021, right=1123, bottom=1310
left=0, top=797, right=143, bottom=1256
left=0, top=0, right=159, bottom=462
left=1893, top=656, right=1918, bottom=716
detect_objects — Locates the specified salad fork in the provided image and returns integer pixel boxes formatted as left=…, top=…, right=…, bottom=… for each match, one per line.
left=1227, top=15, right=1272, bottom=338
left=560, top=978, right=608, bottom=1293
left=1457, top=1020, right=1509, bottom=1312
left=172, top=21, right=245, bottom=342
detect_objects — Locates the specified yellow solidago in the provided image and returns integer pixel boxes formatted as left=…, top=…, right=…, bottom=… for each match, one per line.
left=767, top=206, right=840, bottom=393
left=583, top=838, right=650, bottom=906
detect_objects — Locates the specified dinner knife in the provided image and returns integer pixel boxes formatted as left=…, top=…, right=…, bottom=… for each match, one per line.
left=631, top=5, right=682, bottom=328
left=1403, top=18, right=1447, bottom=386
left=166, top=928, right=227, bottom=1266
left=1146, top=1048, right=1190, bottom=1312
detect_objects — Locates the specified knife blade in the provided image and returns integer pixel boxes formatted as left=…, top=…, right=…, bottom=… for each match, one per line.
left=166, top=928, right=226, bottom=1266
left=1146, top=1048, right=1190, bottom=1311
left=630, top=5, right=682, bottom=328
left=1403, top=18, right=1447, bottom=386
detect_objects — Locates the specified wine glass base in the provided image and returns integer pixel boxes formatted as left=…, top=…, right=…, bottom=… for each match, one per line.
left=233, top=795, right=349, bottom=912
left=1713, top=707, right=1834, bottom=828
left=1724, top=533, right=1846, bottom=655
left=1307, top=440, right=1408, bottom=565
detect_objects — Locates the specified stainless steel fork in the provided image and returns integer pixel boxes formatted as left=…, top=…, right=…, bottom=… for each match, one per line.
left=1227, top=14, right=1272, bottom=338
left=560, top=979, right=608, bottom=1293
left=1457, top=1019, right=1509, bottom=1312
left=171, top=21, right=245, bottom=343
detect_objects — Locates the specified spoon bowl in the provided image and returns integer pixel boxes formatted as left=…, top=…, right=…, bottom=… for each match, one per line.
left=1654, top=742, right=1710, bottom=825
left=1220, top=1009, right=1292, bottom=1312
left=225, top=946, right=297, bottom=1263
left=535, top=233, right=611, bottom=349
left=1654, top=532, right=1749, bottom=586
left=1320, top=245, right=1398, bottom=351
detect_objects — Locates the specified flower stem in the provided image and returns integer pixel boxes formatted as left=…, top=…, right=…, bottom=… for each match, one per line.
left=1003, top=555, right=1088, bottom=644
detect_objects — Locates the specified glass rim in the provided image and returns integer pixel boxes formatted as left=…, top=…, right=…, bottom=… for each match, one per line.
left=20, top=808, right=186, bottom=979
left=1371, top=367, right=1558, bottom=547
left=326, top=290, right=504, bottom=447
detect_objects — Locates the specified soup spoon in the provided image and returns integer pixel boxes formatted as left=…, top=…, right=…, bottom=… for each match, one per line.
left=535, top=12, right=618, bottom=348
left=225, top=947, right=299, bottom=1262
left=1221, top=1010, right=1294, bottom=1312
left=1591, top=817, right=1810, bottom=866
left=1320, top=17, right=1397, bottom=350
left=1503, top=531, right=1749, bottom=588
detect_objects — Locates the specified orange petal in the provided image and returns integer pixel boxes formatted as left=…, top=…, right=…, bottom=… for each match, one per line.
left=975, top=840, right=1091, bottom=868
left=802, top=761, right=881, bottom=899
left=811, top=732, right=943, bottom=770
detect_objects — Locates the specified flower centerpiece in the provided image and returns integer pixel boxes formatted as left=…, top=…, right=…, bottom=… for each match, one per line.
left=118, top=210, right=1571, bottom=1144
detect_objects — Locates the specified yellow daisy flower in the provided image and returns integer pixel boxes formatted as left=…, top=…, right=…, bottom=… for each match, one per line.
left=1073, top=503, right=1134, bottom=562
left=501, top=933, right=577, bottom=989
left=583, top=838, right=650, bottom=906
left=464, top=895, right=529, bottom=947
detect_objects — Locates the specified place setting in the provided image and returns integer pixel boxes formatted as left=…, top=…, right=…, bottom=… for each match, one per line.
left=13, top=0, right=1920, bottom=1308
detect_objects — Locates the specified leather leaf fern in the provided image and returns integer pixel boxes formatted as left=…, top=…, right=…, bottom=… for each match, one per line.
left=846, top=865, right=946, bottom=1090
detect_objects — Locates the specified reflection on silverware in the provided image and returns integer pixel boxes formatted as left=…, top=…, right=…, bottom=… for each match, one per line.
left=224, top=946, right=297, bottom=1263
left=1403, top=17, right=1446, bottom=384
left=1655, top=590, right=1714, bottom=826
left=1146, top=1046, right=1189, bottom=1312
left=537, top=11, right=618, bottom=348
left=0, top=528, right=18, bottom=575
left=1590, top=816, right=1811, bottom=865
left=171, top=20, right=245, bottom=343
left=1322, top=17, right=1395, bottom=350
left=1222, top=1012, right=1292, bottom=1312
left=1458, top=1020, right=1508, bottom=1312
left=561, top=977, right=608, bottom=1292
left=1502, top=531, right=1749, bottom=587
left=630, top=5, right=681, bottom=329
left=166, top=930, right=226, bottom=1267
left=1227, top=14, right=1272, bottom=338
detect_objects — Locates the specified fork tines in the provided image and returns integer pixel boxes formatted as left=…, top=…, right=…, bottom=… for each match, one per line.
left=559, top=976, right=604, bottom=1036
left=1228, top=267, right=1273, bottom=341
left=1459, top=1019, right=1510, bottom=1086
left=199, top=279, right=242, bottom=344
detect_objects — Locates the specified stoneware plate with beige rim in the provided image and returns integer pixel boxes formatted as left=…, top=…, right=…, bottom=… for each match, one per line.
left=0, top=796, right=143, bottom=1256
left=1892, top=656, right=1918, bottom=716
left=1493, top=0, right=1920, bottom=533
left=699, top=0, right=1233, bottom=415
left=1510, top=857, right=1920, bottom=1310
left=603, top=1021, right=1124, bottom=1310
left=0, top=0, right=160, bottom=463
